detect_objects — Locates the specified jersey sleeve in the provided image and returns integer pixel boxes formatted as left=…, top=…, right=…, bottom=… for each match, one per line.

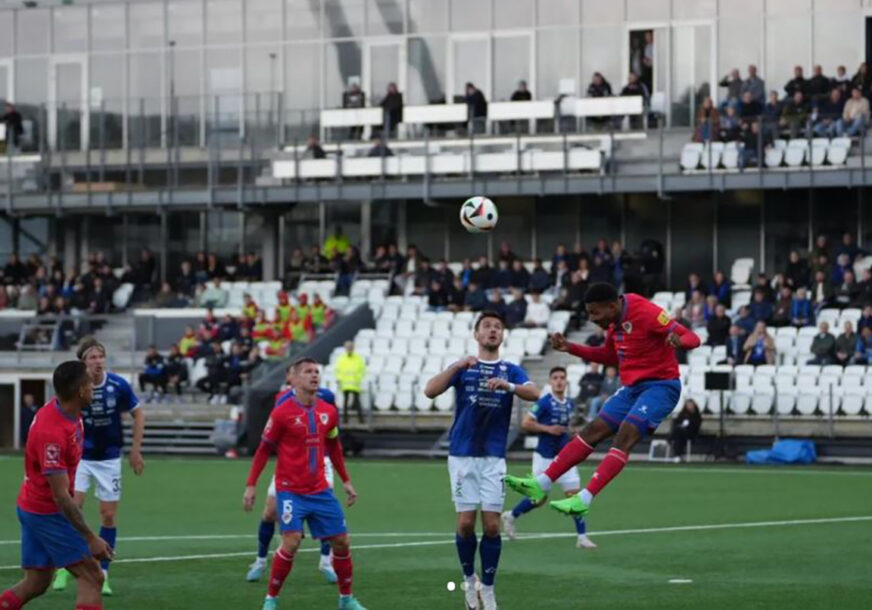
left=528, top=396, right=550, bottom=420
left=449, top=365, right=465, bottom=390
left=318, top=388, right=337, bottom=406
left=261, top=412, right=285, bottom=446
left=509, top=363, right=532, bottom=386
left=120, top=377, right=141, bottom=412
left=35, top=427, right=70, bottom=475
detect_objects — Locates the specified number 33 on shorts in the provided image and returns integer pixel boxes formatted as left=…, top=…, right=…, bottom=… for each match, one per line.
left=281, top=499, right=293, bottom=525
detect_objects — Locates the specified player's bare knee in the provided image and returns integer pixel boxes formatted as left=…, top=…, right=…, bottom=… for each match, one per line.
left=481, top=513, right=500, bottom=537
left=614, top=424, right=641, bottom=451
left=329, top=535, right=350, bottom=555
left=262, top=507, right=276, bottom=523
left=456, top=512, right=476, bottom=537
left=279, top=532, right=302, bottom=554
left=23, top=570, right=53, bottom=597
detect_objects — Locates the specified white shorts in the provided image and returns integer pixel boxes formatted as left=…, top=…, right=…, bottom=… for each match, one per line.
left=267, top=457, right=335, bottom=497
left=447, top=456, right=506, bottom=513
left=532, top=452, right=580, bottom=493
left=74, top=458, right=122, bottom=502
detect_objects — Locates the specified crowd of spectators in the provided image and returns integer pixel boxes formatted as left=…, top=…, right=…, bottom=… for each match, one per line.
left=695, top=63, right=872, bottom=147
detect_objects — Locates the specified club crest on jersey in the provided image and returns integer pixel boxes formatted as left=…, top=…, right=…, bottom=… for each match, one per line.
left=319, top=413, right=329, bottom=425
left=622, top=321, right=633, bottom=334
left=44, top=443, right=61, bottom=467
left=106, top=396, right=116, bottom=408
left=293, top=416, right=303, bottom=426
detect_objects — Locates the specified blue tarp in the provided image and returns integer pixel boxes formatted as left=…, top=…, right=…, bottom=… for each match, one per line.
left=745, top=439, right=817, bottom=465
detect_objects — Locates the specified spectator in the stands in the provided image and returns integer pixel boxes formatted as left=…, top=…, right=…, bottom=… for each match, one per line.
left=718, top=105, right=742, bottom=141
left=498, top=241, right=516, bottom=265
left=139, top=345, right=167, bottom=400
left=784, top=66, right=808, bottom=98
left=200, top=277, right=228, bottom=308
left=741, top=64, right=766, bottom=104
left=735, top=305, right=756, bottom=335
left=813, top=88, right=845, bottom=137
left=577, top=362, right=604, bottom=413
left=834, top=270, right=860, bottom=308
left=510, top=80, right=532, bottom=102
left=505, top=288, right=528, bottom=329
left=853, top=326, right=872, bottom=364
left=472, top=255, right=494, bottom=288
left=836, top=231, right=862, bottom=262
left=178, top=325, right=198, bottom=358
left=174, top=260, right=196, bottom=297
left=784, top=250, right=809, bottom=289
left=217, top=313, right=239, bottom=342
left=833, top=65, right=851, bottom=97
left=669, top=399, right=702, bottom=460
left=555, top=270, right=588, bottom=322
left=551, top=244, right=569, bottom=271
left=859, top=272, right=872, bottom=308
left=683, top=290, right=706, bottom=329
left=832, top=252, right=852, bottom=286
left=807, top=65, right=831, bottom=101
left=842, top=87, right=870, bottom=137
left=380, top=82, right=403, bottom=136
left=722, top=324, right=746, bottom=365
left=303, top=134, right=326, bottom=159
left=493, top=259, right=513, bottom=290
left=589, top=366, right=621, bottom=418
left=808, top=321, right=836, bottom=364
left=464, top=281, right=486, bottom=312
left=529, top=259, right=551, bottom=293
left=195, top=341, right=226, bottom=403
left=428, top=280, right=447, bottom=311
left=486, top=289, right=506, bottom=319
left=693, top=97, right=719, bottom=142
left=739, top=91, right=763, bottom=125
left=433, top=259, right=454, bottom=289
left=779, top=90, right=810, bottom=138
left=2, top=102, right=23, bottom=151
left=851, top=62, right=871, bottom=95
left=684, top=273, right=706, bottom=302
left=205, top=253, right=226, bottom=280
left=859, top=305, right=872, bottom=334
left=413, top=257, right=435, bottom=295
left=749, top=289, right=773, bottom=323
left=465, top=82, right=488, bottom=132
left=551, top=259, right=572, bottom=297
left=457, top=258, right=473, bottom=288
left=762, top=90, right=782, bottom=134
left=336, top=341, right=366, bottom=424
left=306, top=245, right=330, bottom=274
left=706, top=304, right=731, bottom=346
left=719, top=68, right=743, bottom=110
left=754, top=272, right=775, bottom=302
left=771, top=286, right=793, bottom=327
left=791, top=286, right=814, bottom=327
left=620, top=72, right=649, bottom=129
left=835, top=321, right=857, bottom=366
left=523, top=292, right=550, bottom=328
left=19, top=394, right=38, bottom=445
left=342, top=82, right=366, bottom=140
left=368, top=135, right=393, bottom=158
left=446, top=276, right=466, bottom=312
left=153, top=282, right=175, bottom=308
left=586, top=72, right=613, bottom=97
left=510, top=259, right=530, bottom=290
left=710, top=270, right=731, bottom=307
left=744, top=321, right=775, bottom=365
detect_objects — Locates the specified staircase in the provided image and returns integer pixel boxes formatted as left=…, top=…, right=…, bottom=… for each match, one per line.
left=523, top=325, right=594, bottom=387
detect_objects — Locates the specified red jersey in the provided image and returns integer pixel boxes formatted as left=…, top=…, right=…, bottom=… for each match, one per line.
left=570, top=293, right=700, bottom=386
left=17, top=400, right=83, bottom=514
left=261, top=395, right=341, bottom=495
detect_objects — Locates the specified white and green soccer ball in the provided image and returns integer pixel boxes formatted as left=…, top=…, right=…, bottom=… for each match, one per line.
left=459, top=196, right=499, bottom=234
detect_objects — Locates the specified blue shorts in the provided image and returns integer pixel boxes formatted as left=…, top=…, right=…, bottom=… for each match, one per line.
left=275, top=490, right=347, bottom=540
left=17, top=507, right=91, bottom=570
left=598, top=379, right=682, bottom=437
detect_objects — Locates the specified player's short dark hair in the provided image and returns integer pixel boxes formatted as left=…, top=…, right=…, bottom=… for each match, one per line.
left=584, top=283, right=619, bottom=305
left=549, top=366, right=567, bottom=377
left=76, top=336, right=105, bottom=360
left=290, top=357, right=318, bottom=374
left=53, top=360, right=88, bottom=401
left=474, top=310, right=506, bottom=331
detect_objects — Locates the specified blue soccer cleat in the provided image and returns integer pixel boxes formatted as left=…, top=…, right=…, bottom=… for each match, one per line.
left=262, top=596, right=278, bottom=610
left=338, top=596, right=367, bottom=610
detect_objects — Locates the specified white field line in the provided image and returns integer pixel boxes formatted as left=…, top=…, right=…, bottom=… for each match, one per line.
left=0, top=515, right=869, bottom=571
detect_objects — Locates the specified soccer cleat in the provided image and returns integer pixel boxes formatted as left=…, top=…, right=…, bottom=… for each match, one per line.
left=101, top=573, right=113, bottom=596
left=550, top=495, right=590, bottom=518
left=319, top=561, right=338, bottom=584
left=338, top=595, right=367, bottom=610
left=576, top=534, right=598, bottom=549
left=503, top=475, right=547, bottom=504
left=246, top=559, right=267, bottom=582
left=500, top=512, right=517, bottom=541
left=262, top=596, right=278, bottom=610
left=463, top=575, right=480, bottom=610
left=52, top=568, right=70, bottom=591
left=479, top=585, right=498, bottom=610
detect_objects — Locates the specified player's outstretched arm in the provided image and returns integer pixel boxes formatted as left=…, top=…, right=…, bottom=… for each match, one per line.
left=128, top=407, right=146, bottom=475
left=552, top=332, right=619, bottom=366
left=484, top=377, right=540, bottom=402
left=423, top=356, right=476, bottom=398
left=47, top=473, right=113, bottom=561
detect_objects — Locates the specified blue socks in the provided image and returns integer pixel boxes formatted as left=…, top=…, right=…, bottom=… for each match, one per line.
left=479, top=535, right=502, bottom=586
left=99, top=526, right=116, bottom=572
left=511, top=498, right=536, bottom=519
left=455, top=533, right=477, bottom=578
left=257, top=520, right=275, bottom=559
left=573, top=517, right=586, bottom=535
left=320, top=540, right=330, bottom=558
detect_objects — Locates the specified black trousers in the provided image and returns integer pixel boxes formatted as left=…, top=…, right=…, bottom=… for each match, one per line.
left=343, top=390, right=363, bottom=423
left=139, top=373, right=167, bottom=393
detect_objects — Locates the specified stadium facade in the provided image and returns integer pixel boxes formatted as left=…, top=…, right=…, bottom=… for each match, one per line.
left=0, top=0, right=870, bottom=287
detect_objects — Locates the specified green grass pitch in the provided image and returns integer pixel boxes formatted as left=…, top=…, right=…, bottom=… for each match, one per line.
left=1, top=457, right=870, bottom=609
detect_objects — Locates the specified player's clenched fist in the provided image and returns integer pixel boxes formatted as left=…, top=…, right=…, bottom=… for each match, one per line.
left=551, top=333, right=569, bottom=352
left=343, top=481, right=358, bottom=507
left=485, top=378, right=511, bottom=392
left=665, top=332, right=683, bottom=348
left=457, top=356, right=478, bottom=369
left=242, top=486, right=256, bottom=512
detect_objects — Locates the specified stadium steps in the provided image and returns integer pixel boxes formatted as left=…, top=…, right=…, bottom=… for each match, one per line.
left=123, top=420, right=218, bottom=455
left=94, top=317, right=136, bottom=353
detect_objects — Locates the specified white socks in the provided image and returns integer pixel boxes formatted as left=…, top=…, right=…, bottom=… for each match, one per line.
left=535, top=474, right=553, bottom=491
left=579, top=489, right=593, bottom=505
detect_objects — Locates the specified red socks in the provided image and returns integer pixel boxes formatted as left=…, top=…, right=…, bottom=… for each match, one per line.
left=586, top=448, right=629, bottom=496
left=267, top=548, right=295, bottom=598
left=332, top=552, right=353, bottom=596
left=0, top=590, right=22, bottom=610
left=544, top=436, right=594, bottom=481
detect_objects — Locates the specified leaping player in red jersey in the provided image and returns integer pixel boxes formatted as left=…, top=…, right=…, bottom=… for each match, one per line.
left=243, top=357, right=366, bottom=610
left=505, top=282, right=700, bottom=518
left=1, top=361, right=113, bottom=610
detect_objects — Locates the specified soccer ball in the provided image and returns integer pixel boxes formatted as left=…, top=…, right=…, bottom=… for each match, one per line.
left=459, top=196, right=499, bottom=233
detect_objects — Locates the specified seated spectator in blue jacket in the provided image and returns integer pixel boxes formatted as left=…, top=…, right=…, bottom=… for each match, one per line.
left=813, top=88, right=846, bottom=137
left=510, top=259, right=530, bottom=290
left=791, top=287, right=814, bottom=327
left=722, top=325, right=746, bottom=365
left=762, top=90, right=781, bottom=133
left=464, top=281, right=486, bottom=311
left=217, top=314, right=239, bottom=342
left=529, top=259, right=551, bottom=293
left=735, top=305, right=756, bottom=335
left=749, top=289, right=773, bottom=323
left=835, top=231, right=863, bottom=262
left=685, top=272, right=707, bottom=303
left=858, top=305, right=872, bottom=334
left=504, top=288, right=528, bottom=329
left=428, top=280, right=448, bottom=311
left=853, top=326, right=872, bottom=364
left=459, top=258, right=473, bottom=289
left=711, top=270, right=731, bottom=308
left=139, top=345, right=167, bottom=397
left=493, top=259, right=513, bottom=290
left=551, top=244, right=569, bottom=273
left=831, top=252, right=852, bottom=286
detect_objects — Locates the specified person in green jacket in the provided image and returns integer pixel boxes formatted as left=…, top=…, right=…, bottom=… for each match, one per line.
left=323, top=225, right=351, bottom=261
left=335, top=341, right=366, bottom=423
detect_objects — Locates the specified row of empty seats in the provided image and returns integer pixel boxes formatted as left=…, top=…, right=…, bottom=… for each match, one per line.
left=680, top=138, right=851, bottom=171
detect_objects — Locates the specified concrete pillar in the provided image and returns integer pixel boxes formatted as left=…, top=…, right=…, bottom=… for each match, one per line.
left=78, top=216, right=90, bottom=273
left=360, top=201, right=372, bottom=262
left=63, top=220, right=77, bottom=273
left=397, top=200, right=407, bottom=252
left=261, top=212, right=279, bottom=281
